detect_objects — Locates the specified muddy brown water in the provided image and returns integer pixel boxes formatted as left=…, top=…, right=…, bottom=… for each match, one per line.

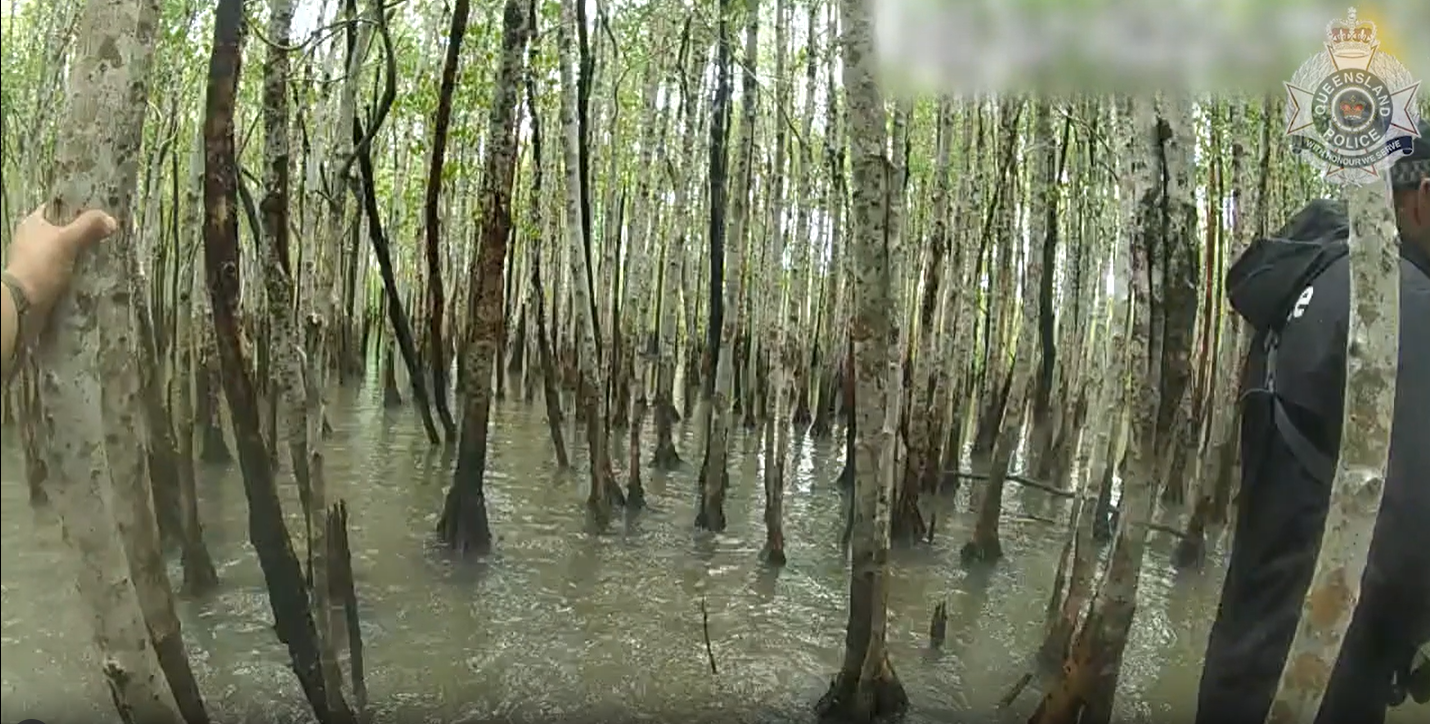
left=2, top=382, right=1422, bottom=724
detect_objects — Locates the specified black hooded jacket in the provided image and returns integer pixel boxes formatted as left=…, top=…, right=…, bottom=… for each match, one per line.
left=1196, top=199, right=1430, bottom=724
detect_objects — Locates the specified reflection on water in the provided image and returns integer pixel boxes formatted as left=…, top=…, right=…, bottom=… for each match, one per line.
left=0, top=380, right=1395, bottom=724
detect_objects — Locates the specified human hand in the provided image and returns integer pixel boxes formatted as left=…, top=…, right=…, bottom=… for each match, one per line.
left=5, top=203, right=118, bottom=325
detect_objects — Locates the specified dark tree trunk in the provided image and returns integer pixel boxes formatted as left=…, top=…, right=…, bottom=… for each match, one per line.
left=201, top=4, right=352, bottom=719
left=354, top=119, right=441, bottom=445
left=341, top=214, right=363, bottom=379
left=531, top=248, right=569, bottom=468
left=606, top=192, right=628, bottom=429
left=1028, top=114, right=1072, bottom=481
left=496, top=239, right=517, bottom=403
left=382, top=340, right=402, bottom=407
left=420, top=0, right=469, bottom=444
left=437, top=0, right=531, bottom=555
left=196, top=357, right=231, bottom=462
left=972, top=363, right=1015, bottom=469
left=703, top=0, right=732, bottom=404
left=523, top=9, right=569, bottom=469
left=809, top=341, right=835, bottom=438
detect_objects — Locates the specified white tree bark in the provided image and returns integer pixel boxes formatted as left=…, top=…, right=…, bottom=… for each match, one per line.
left=558, top=0, right=621, bottom=518
left=1265, top=178, right=1400, bottom=724
left=28, top=0, right=184, bottom=720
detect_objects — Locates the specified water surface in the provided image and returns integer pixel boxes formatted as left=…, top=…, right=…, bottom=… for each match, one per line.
left=3, top=381, right=1410, bottom=724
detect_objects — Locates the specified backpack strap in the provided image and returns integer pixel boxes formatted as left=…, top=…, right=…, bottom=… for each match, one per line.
left=1264, top=326, right=1338, bottom=486
left=1271, top=395, right=1338, bottom=484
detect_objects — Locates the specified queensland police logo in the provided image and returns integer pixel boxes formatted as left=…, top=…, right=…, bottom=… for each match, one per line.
left=1284, top=7, right=1421, bottom=185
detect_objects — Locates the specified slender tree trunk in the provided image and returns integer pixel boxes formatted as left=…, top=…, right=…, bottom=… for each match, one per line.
left=1264, top=178, right=1400, bottom=724
left=698, top=0, right=757, bottom=532
left=421, top=0, right=470, bottom=444
left=355, top=117, right=441, bottom=445
left=1041, top=233, right=1129, bottom=670
left=760, top=0, right=790, bottom=565
left=652, top=18, right=697, bottom=470
left=259, top=0, right=345, bottom=706
left=816, top=0, right=907, bottom=718
left=620, top=17, right=666, bottom=508
left=810, top=1, right=844, bottom=442
left=966, top=98, right=1052, bottom=564
left=1177, top=100, right=1258, bottom=565
left=895, top=95, right=953, bottom=543
left=173, top=128, right=220, bottom=596
left=437, top=0, right=531, bottom=554
left=789, top=0, right=820, bottom=427
left=195, top=323, right=231, bottom=462
left=558, top=0, right=623, bottom=524
left=524, top=11, right=570, bottom=469
left=1030, top=95, right=1174, bottom=724
left=202, top=2, right=354, bottom=719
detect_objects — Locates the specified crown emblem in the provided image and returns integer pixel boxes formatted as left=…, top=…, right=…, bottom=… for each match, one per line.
left=1325, top=7, right=1378, bottom=71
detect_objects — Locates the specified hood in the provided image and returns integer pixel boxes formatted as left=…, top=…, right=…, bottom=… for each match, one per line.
left=1226, top=198, right=1349, bottom=332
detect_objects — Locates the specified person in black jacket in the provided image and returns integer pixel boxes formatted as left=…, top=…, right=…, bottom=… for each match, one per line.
left=1195, top=122, right=1430, bottom=724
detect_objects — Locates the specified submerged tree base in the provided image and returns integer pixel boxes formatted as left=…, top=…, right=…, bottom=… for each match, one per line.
left=695, top=466, right=730, bottom=532
left=1029, top=598, right=1136, bottom=724
left=761, top=529, right=786, bottom=566
left=891, top=498, right=927, bottom=546
left=200, top=425, right=231, bottom=463
left=651, top=441, right=683, bottom=470
left=1171, top=498, right=1215, bottom=569
left=586, top=482, right=628, bottom=528
left=625, top=481, right=646, bottom=510
left=959, top=536, right=1003, bottom=565
left=437, top=487, right=493, bottom=556
left=181, top=540, right=220, bottom=598
left=1171, top=529, right=1207, bottom=570
left=815, top=661, right=909, bottom=724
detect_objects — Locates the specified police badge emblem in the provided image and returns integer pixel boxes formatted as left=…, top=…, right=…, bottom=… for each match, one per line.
left=1284, top=7, right=1421, bottom=186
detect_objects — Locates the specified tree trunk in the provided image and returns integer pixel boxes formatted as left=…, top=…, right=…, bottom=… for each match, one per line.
left=524, top=17, right=570, bottom=470
left=1177, top=99, right=1261, bottom=566
left=355, top=117, right=441, bottom=445
left=896, top=95, right=953, bottom=544
left=1030, top=94, right=1178, bottom=724
left=1041, top=229, right=1130, bottom=671
left=421, top=0, right=471, bottom=444
left=558, top=0, right=623, bottom=524
left=174, top=256, right=220, bottom=597
left=25, top=0, right=192, bottom=720
left=816, top=0, right=907, bottom=718
left=195, top=331, right=231, bottom=462
left=437, top=0, right=530, bottom=555
left=1264, top=178, right=1400, bottom=724
left=759, top=0, right=791, bottom=565
left=173, top=128, right=220, bottom=597
left=698, top=0, right=758, bottom=532
left=202, top=2, right=354, bottom=719
left=810, top=2, right=845, bottom=442
left=260, top=0, right=345, bottom=706
left=652, top=18, right=698, bottom=470
left=620, top=17, right=667, bottom=508
left=694, top=0, right=735, bottom=530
